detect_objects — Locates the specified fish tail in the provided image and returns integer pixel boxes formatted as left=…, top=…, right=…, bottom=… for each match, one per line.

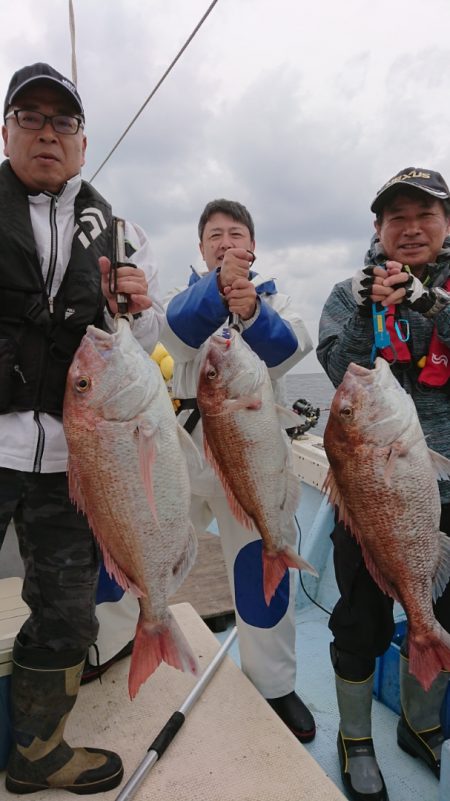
left=262, top=546, right=318, bottom=606
left=408, top=625, right=450, bottom=691
left=128, top=610, right=199, bottom=699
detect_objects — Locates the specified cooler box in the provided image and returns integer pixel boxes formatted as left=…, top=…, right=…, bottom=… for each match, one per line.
left=373, top=618, right=450, bottom=737
left=0, top=577, right=29, bottom=770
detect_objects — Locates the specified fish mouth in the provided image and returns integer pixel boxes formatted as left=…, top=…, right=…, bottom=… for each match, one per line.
left=347, top=358, right=388, bottom=379
left=210, top=329, right=237, bottom=349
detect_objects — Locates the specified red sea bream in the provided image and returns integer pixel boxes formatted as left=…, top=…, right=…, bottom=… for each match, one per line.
left=63, top=318, right=199, bottom=699
left=323, top=357, right=450, bottom=690
left=197, top=328, right=317, bottom=605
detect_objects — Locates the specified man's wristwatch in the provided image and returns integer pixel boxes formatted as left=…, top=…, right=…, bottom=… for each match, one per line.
left=424, top=286, right=450, bottom=318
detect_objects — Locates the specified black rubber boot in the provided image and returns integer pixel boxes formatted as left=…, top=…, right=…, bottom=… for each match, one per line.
left=335, top=673, right=389, bottom=801
left=266, top=691, right=316, bottom=743
left=5, top=640, right=123, bottom=795
left=397, top=653, right=449, bottom=778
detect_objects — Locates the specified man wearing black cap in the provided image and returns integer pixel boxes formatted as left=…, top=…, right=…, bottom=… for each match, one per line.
left=317, top=167, right=450, bottom=801
left=0, top=63, right=164, bottom=794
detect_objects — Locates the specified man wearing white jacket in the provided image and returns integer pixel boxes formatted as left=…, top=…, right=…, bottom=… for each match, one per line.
left=161, top=198, right=316, bottom=741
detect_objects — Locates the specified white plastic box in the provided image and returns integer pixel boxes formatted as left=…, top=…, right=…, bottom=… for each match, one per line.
left=0, top=578, right=29, bottom=770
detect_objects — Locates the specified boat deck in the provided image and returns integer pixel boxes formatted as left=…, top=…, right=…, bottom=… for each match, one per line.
left=217, top=599, right=440, bottom=801
left=0, top=432, right=447, bottom=800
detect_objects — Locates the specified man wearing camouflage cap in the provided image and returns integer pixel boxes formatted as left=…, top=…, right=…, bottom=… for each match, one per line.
left=317, top=167, right=450, bottom=801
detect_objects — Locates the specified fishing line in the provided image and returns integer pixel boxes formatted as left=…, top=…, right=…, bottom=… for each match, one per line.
left=295, top=513, right=332, bottom=616
left=89, top=0, right=221, bottom=182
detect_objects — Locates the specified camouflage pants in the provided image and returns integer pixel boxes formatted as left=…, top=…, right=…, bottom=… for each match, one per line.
left=0, top=467, right=99, bottom=651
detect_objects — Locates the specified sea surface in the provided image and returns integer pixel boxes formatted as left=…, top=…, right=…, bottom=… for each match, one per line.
left=285, top=371, right=335, bottom=437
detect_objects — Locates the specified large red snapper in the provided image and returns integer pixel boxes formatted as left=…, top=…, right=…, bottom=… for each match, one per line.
left=197, top=328, right=317, bottom=605
left=63, top=318, right=199, bottom=699
left=323, top=357, right=450, bottom=690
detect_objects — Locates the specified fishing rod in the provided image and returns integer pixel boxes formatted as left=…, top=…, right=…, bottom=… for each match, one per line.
left=115, top=625, right=238, bottom=801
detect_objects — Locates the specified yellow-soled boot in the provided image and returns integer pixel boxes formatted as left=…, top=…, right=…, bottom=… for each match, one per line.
left=397, top=653, right=449, bottom=778
left=335, top=672, right=389, bottom=801
left=5, top=640, right=123, bottom=795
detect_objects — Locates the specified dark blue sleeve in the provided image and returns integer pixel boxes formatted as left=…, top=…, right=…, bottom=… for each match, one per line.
left=166, top=270, right=229, bottom=348
left=242, top=300, right=298, bottom=368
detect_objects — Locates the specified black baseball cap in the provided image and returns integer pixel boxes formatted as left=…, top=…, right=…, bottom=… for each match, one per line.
left=4, top=62, right=84, bottom=119
left=370, top=167, right=450, bottom=214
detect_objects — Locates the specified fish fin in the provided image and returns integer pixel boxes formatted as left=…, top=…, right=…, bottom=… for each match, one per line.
left=99, top=544, right=146, bottom=598
left=67, top=460, right=146, bottom=599
left=282, top=468, right=302, bottom=517
left=382, top=440, right=410, bottom=487
left=428, top=448, right=450, bottom=482
left=223, top=395, right=262, bottom=412
left=324, top=469, right=403, bottom=601
left=262, top=546, right=318, bottom=606
left=323, top=469, right=356, bottom=533
left=432, top=532, right=450, bottom=602
left=356, top=543, right=401, bottom=603
left=408, top=624, right=450, bottom=691
left=137, top=424, right=159, bottom=524
left=275, top=404, right=305, bottom=429
left=128, top=609, right=199, bottom=699
left=169, top=524, right=198, bottom=594
left=177, top=424, right=204, bottom=472
left=203, top=436, right=255, bottom=530
left=67, top=457, right=88, bottom=515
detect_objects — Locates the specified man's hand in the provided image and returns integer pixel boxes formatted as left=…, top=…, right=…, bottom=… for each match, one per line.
left=98, top=256, right=152, bottom=315
left=352, top=265, right=383, bottom=313
left=218, top=248, right=254, bottom=289
left=352, top=262, right=410, bottom=309
left=378, top=261, right=447, bottom=315
left=223, top=278, right=257, bottom=320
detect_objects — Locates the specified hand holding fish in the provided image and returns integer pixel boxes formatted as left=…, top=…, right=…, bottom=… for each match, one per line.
left=218, top=247, right=254, bottom=288
left=369, top=263, right=408, bottom=306
left=353, top=263, right=411, bottom=308
left=98, top=255, right=152, bottom=315
left=223, top=277, right=257, bottom=320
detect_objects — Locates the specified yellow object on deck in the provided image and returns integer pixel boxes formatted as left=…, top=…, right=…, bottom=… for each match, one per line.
left=150, top=342, right=168, bottom=365
left=150, top=344, right=174, bottom=382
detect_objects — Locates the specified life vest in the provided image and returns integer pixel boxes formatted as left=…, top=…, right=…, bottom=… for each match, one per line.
left=380, top=278, right=450, bottom=389
left=0, top=160, right=114, bottom=415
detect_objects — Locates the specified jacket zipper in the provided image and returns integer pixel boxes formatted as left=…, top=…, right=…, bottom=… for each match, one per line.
left=33, top=193, right=60, bottom=472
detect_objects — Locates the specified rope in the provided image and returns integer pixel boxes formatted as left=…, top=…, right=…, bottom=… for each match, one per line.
left=68, top=0, right=78, bottom=85
left=89, top=0, right=221, bottom=182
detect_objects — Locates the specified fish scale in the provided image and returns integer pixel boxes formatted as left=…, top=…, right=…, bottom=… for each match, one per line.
left=197, top=328, right=318, bottom=606
left=63, top=318, right=199, bottom=699
left=323, top=357, right=450, bottom=690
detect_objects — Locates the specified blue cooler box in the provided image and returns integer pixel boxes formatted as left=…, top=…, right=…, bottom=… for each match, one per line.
left=0, top=578, right=29, bottom=771
left=373, top=618, right=450, bottom=737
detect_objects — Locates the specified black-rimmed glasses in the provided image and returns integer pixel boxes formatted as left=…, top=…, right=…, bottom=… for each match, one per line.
left=4, top=109, right=84, bottom=135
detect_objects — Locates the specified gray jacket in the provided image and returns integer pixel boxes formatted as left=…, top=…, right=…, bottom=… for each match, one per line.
left=317, top=254, right=450, bottom=504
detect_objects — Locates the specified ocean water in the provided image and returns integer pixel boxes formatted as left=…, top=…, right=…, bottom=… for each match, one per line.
left=285, top=371, right=335, bottom=437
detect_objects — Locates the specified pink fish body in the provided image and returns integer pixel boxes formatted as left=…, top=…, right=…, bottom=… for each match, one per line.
left=197, top=329, right=317, bottom=605
left=63, top=319, right=199, bottom=699
left=323, top=357, right=450, bottom=690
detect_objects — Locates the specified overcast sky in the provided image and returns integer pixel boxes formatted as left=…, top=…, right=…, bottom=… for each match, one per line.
left=2, top=0, right=450, bottom=373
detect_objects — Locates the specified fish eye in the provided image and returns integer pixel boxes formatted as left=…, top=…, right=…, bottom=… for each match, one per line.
left=75, top=376, right=91, bottom=392
left=340, top=406, right=353, bottom=418
left=207, top=367, right=217, bottom=380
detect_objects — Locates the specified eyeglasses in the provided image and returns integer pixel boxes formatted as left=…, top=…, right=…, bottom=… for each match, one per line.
left=4, top=108, right=84, bottom=135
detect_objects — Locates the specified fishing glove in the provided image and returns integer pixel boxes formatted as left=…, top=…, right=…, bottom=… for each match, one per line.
left=351, top=265, right=376, bottom=316
left=402, top=270, right=450, bottom=318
